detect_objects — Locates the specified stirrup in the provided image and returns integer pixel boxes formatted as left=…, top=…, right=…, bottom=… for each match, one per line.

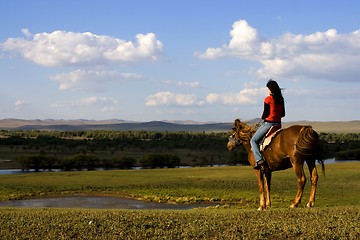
left=254, top=159, right=265, bottom=169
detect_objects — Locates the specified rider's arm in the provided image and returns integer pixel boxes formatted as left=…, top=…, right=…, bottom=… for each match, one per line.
left=281, top=104, right=285, bottom=117
left=261, top=103, right=270, bottom=120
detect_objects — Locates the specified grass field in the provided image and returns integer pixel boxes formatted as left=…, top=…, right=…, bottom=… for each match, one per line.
left=0, top=162, right=360, bottom=239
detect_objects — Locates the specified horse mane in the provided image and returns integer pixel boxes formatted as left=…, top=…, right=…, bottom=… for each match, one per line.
left=234, top=119, right=256, bottom=141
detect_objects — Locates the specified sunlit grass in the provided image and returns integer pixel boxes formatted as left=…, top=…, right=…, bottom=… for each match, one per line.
left=0, top=162, right=360, bottom=239
left=0, top=207, right=359, bottom=239
left=0, top=162, right=359, bottom=208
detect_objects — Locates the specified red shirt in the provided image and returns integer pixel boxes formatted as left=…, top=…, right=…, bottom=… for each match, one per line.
left=262, top=95, right=285, bottom=123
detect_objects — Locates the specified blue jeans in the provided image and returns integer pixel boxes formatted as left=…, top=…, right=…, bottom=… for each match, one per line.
left=250, top=122, right=280, bottom=162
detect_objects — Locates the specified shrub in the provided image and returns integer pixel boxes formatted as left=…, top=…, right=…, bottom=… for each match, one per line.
left=140, top=154, right=181, bottom=168
left=335, top=149, right=360, bottom=160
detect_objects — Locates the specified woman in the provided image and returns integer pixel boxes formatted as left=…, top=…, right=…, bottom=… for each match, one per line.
left=250, top=79, right=285, bottom=169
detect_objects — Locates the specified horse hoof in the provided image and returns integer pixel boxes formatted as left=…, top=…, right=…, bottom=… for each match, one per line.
left=306, top=202, right=315, bottom=207
left=257, top=206, right=265, bottom=211
left=290, top=204, right=299, bottom=208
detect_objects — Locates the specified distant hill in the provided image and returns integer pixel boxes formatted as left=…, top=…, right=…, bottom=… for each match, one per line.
left=283, top=120, right=360, bottom=134
left=0, top=118, right=359, bottom=133
left=0, top=118, right=134, bottom=128
left=0, top=118, right=233, bottom=132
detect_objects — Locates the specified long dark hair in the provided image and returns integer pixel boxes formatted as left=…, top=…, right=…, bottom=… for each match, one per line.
left=267, top=79, right=284, bottom=105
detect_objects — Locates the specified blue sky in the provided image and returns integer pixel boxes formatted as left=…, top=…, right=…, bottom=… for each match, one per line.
left=1, top=0, right=359, bottom=122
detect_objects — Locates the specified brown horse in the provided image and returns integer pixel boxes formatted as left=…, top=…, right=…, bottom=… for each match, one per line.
left=227, top=119, right=325, bottom=210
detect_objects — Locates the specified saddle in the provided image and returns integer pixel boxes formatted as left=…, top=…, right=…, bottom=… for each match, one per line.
left=260, top=125, right=282, bottom=152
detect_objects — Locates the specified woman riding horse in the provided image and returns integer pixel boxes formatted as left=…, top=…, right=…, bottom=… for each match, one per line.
left=251, top=79, right=285, bottom=169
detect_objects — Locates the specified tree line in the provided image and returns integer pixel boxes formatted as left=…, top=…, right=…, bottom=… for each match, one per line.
left=0, top=130, right=229, bottom=151
left=0, top=130, right=359, bottom=171
left=16, top=152, right=184, bottom=172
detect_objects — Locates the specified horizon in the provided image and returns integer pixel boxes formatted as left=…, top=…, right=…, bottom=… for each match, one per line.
left=1, top=1, right=360, bottom=122
left=1, top=117, right=359, bottom=124
left=1, top=118, right=359, bottom=134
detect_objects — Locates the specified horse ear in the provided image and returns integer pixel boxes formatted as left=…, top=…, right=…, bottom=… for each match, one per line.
left=234, top=119, right=241, bottom=127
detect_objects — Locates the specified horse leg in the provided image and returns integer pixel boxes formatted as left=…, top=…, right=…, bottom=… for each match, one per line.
left=263, top=172, right=272, bottom=209
left=306, top=160, right=318, bottom=207
left=255, top=171, right=266, bottom=211
left=290, top=163, right=306, bottom=208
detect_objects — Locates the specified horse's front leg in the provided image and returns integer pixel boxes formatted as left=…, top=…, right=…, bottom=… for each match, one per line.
left=264, top=172, right=272, bottom=209
left=255, top=170, right=266, bottom=211
left=290, top=164, right=306, bottom=208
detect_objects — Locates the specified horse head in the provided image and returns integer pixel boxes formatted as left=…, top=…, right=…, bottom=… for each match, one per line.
left=227, top=119, right=255, bottom=151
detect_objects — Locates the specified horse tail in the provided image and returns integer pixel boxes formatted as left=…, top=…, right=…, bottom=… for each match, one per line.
left=296, top=126, right=325, bottom=173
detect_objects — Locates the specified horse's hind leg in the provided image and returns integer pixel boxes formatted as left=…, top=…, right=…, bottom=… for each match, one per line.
left=306, top=160, right=318, bottom=207
left=290, top=163, right=306, bottom=208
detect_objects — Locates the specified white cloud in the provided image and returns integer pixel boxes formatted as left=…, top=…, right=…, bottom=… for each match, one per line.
left=286, top=87, right=360, bottom=99
left=50, top=96, right=120, bottom=118
left=146, top=91, right=204, bottom=106
left=176, top=81, right=200, bottom=88
left=15, top=100, right=30, bottom=111
left=21, top=28, right=32, bottom=37
left=100, top=106, right=118, bottom=114
left=227, top=20, right=260, bottom=58
left=196, top=20, right=360, bottom=82
left=146, top=87, right=265, bottom=107
left=162, top=80, right=200, bottom=88
left=195, top=20, right=261, bottom=60
left=78, top=96, right=118, bottom=106
left=1, top=30, right=163, bottom=67
left=206, top=87, right=265, bottom=105
left=50, top=69, right=142, bottom=91
left=51, top=96, right=118, bottom=109
left=195, top=47, right=226, bottom=60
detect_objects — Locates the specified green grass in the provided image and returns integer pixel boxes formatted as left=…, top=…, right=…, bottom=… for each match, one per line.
left=0, top=207, right=359, bottom=239
left=1, top=162, right=360, bottom=207
left=0, top=162, right=360, bottom=239
left=0, top=166, right=258, bottom=205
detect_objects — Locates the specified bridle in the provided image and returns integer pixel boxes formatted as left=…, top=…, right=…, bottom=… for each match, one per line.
left=228, top=133, right=241, bottom=147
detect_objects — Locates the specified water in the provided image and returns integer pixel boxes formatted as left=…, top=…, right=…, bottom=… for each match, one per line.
left=0, top=195, right=220, bottom=210
left=0, top=169, right=62, bottom=175
left=323, top=158, right=358, bottom=164
left=0, top=159, right=356, bottom=175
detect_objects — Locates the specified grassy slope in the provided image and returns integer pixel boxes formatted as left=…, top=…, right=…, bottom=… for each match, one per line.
left=0, top=162, right=360, bottom=239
